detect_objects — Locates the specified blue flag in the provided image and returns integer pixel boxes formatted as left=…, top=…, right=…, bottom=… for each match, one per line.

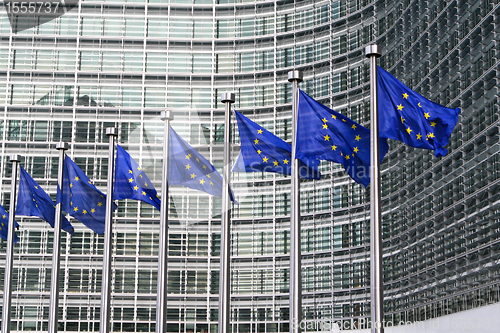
left=17, top=166, right=74, bottom=235
left=377, top=66, right=460, bottom=157
left=295, top=90, right=389, bottom=187
left=114, top=145, right=161, bottom=211
left=169, top=127, right=234, bottom=201
left=0, top=204, right=19, bottom=243
left=58, top=156, right=116, bottom=234
left=232, top=110, right=321, bottom=180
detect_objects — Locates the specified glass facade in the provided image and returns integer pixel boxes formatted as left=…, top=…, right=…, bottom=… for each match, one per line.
left=0, top=0, right=499, bottom=332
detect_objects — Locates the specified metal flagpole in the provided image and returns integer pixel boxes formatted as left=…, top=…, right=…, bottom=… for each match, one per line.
left=100, top=127, right=118, bottom=333
left=48, top=142, right=69, bottom=333
left=218, top=92, right=234, bottom=333
left=156, top=111, right=173, bottom=333
left=1, top=154, right=20, bottom=333
left=366, top=44, right=384, bottom=333
left=288, top=69, right=303, bottom=333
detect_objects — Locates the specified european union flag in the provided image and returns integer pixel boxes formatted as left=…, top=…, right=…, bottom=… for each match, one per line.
left=114, top=145, right=161, bottom=211
left=17, top=166, right=74, bottom=234
left=169, top=127, right=234, bottom=201
left=58, top=156, right=116, bottom=234
left=232, top=110, right=321, bottom=180
left=295, top=90, right=389, bottom=187
left=377, top=66, right=460, bottom=157
left=0, top=204, right=19, bottom=243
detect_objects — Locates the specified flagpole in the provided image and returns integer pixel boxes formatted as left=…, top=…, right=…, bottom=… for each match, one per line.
left=366, top=44, right=384, bottom=333
left=48, top=142, right=69, bottom=333
left=288, top=69, right=303, bottom=333
left=157, top=111, right=172, bottom=333
left=1, top=154, right=20, bottom=333
left=219, top=92, right=234, bottom=333
left=100, top=127, right=117, bottom=333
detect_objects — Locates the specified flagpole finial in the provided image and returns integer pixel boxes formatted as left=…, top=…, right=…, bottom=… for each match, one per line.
left=221, top=93, right=235, bottom=104
left=365, top=44, right=381, bottom=58
left=106, top=127, right=118, bottom=137
left=288, top=70, right=303, bottom=82
left=9, top=155, right=20, bottom=162
left=56, top=142, right=69, bottom=150
left=161, top=111, right=173, bottom=121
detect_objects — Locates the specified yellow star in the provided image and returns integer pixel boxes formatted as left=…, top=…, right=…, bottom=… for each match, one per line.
left=322, top=118, right=327, bottom=123
left=88, top=180, right=92, bottom=184
left=416, top=133, right=422, bottom=140
left=273, top=160, right=278, bottom=166
left=424, top=112, right=430, bottom=119
left=185, top=164, right=191, bottom=170
left=283, top=159, right=289, bottom=164
left=331, top=145, right=337, bottom=151
left=202, top=165, right=207, bottom=169
left=254, top=138, right=259, bottom=144
left=142, top=191, right=146, bottom=196
left=324, top=135, right=330, bottom=141
left=34, top=186, right=38, bottom=189
left=345, top=155, right=350, bottom=160
left=73, top=207, right=78, bottom=212
left=428, top=132, right=435, bottom=138
left=332, top=114, right=337, bottom=119
left=406, top=127, right=412, bottom=134
left=91, top=208, right=96, bottom=213
left=70, top=183, right=73, bottom=188
left=257, top=129, right=263, bottom=134
left=185, top=154, right=191, bottom=160
left=2, top=215, right=5, bottom=219
left=70, top=201, right=73, bottom=206
left=353, top=147, right=359, bottom=153
left=397, top=104, right=404, bottom=111
left=403, top=93, right=408, bottom=99
left=190, top=173, right=196, bottom=179
left=401, top=116, right=405, bottom=123
left=75, top=176, right=79, bottom=181
left=418, top=102, right=422, bottom=107
left=263, top=156, right=269, bottom=163
left=355, top=135, right=361, bottom=141
left=83, top=210, right=87, bottom=215
left=207, top=174, right=211, bottom=178
left=137, top=166, right=142, bottom=171
left=257, top=149, right=262, bottom=155
left=351, top=124, right=356, bottom=130
left=139, top=174, right=143, bottom=178
left=430, top=122, right=436, bottom=127
left=199, top=179, right=205, bottom=185
left=196, top=158, right=200, bottom=162
left=128, top=170, right=133, bottom=174
left=210, top=181, right=214, bottom=186
left=322, top=124, right=328, bottom=129
left=144, top=182, right=148, bottom=187
left=342, top=119, right=346, bottom=122
left=98, top=202, right=103, bottom=207
left=128, top=177, right=134, bottom=183
left=134, top=186, right=139, bottom=191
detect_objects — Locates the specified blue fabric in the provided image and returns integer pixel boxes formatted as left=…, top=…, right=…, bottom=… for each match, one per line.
left=17, top=166, right=74, bottom=234
left=169, top=127, right=235, bottom=201
left=295, top=90, right=389, bottom=187
left=114, top=145, right=161, bottom=211
left=57, top=155, right=116, bottom=234
left=232, top=110, right=321, bottom=180
left=377, top=66, right=460, bottom=157
left=0, top=204, right=19, bottom=243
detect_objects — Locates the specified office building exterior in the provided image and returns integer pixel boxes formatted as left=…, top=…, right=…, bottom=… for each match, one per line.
left=0, top=0, right=499, bottom=332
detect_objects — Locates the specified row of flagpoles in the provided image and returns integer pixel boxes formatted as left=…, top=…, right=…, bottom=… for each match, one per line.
left=0, top=44, right=460, bottom=333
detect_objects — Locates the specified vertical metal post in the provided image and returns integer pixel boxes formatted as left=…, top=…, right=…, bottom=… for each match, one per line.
left=219, top=92, right=235, bottom=333
left=156, top=111, right=173, bottom=333
left=1, top=155, right=20, bottom=333
left=48, top=143, right=69, bottom=333
left=100, top=127, right=118, bottom=333
left=366, top=44, right=384, bottom=333
left=288, top=69, right=303, bottom=333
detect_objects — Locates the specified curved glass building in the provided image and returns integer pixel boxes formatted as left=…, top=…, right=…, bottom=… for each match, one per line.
left=0, top=0, right=499, bottom=332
